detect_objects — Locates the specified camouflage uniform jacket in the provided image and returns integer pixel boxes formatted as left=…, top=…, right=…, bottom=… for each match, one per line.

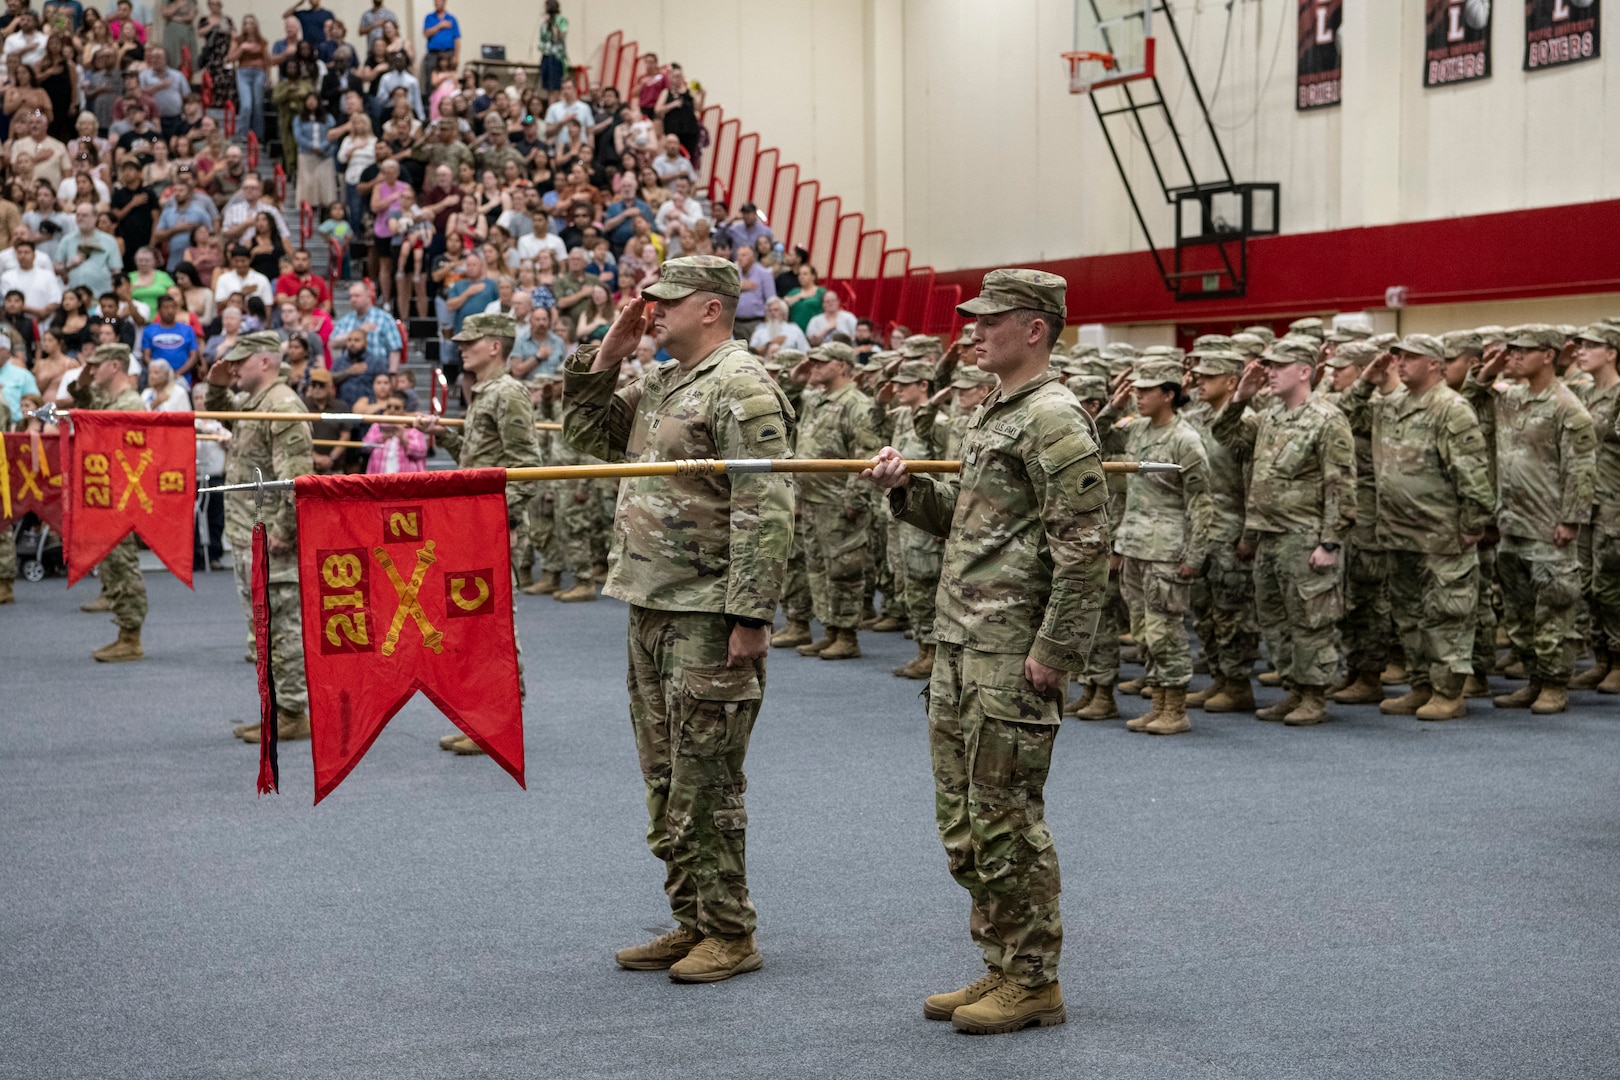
left=206, top=380, right=314, bottom=583
left=1465, top=375, right=1596, bottom=541
left=415, top=138, right=474, bottom=176
left=1097, top=409, right=1132, bottom=531
left=891, top=370, right=1111, bottom=672
left=1323, top=388, right=1380, bottom=548
left=892, top=403, right=951, bottom=463
left=70, top=381, right=143, bottom=412
left=794, top=380, right=880, bottom=504
left=1110, top=413, right=1213, bottom=566
left=477, top=145, right=528, bottom=179
left=1182, top=399, right=1246, bottom=544
left=1580, top=381, right=1620, bottom=532
left=1343, top=379, right=1495, bottom=554
left=562, top=339, right=796, bottom=622
left=435, top=372, right=542, bottom=523
left=1213, top=395, right=1355, bottom=547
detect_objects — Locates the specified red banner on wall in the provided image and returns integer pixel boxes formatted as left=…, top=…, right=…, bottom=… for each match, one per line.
left=63, top=411, right=196, bottom=588
left=293, top=468, right=524, bottom=804
left=1, top=432, right=65, bottom=532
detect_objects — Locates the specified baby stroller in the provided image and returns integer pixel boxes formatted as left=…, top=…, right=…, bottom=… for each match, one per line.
left=12, top=514, right=65, bottom=582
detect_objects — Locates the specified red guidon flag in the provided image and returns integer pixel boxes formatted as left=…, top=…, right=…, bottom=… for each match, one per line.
left=64, top=411, right=196, bottom=587
left=1, top=432, right=65, bottom=532
left=294, top=469, right=524, bottom=803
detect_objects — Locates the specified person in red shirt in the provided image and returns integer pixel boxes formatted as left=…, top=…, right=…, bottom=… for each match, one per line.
left=273, top=246, right=332, bottom=311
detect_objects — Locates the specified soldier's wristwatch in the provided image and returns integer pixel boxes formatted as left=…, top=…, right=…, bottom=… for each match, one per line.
left=1319, top=542, right=1340, bottom=552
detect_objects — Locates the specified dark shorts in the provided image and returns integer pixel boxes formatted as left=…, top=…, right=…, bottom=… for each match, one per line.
left=539, top=54, right=564, bottom=91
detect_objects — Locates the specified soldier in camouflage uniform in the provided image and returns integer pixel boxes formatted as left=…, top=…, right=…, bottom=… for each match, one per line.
left=862, top=350, right=906, bottom=633
left=1071, top=354, right=1133, bottom=719
left=207, top=332, right=316, bottom=741
left=786, top=341, right=881, bottom=661
left=520, top=375, right=567, bottom=596
left=868, top=269, right=1109, bottom=1036
left=1439, top=330, right=1501, bottom=695
left=68, top=345, right=150, bottom=662
left=1341, top=335, right=1496, bottom=720
left=881, top=356, right=950, bottom=678
left=416, top=313, right=543, bottom=750
left=1466, top=325, right=1598, bottom=714
left=770, top=350, right=815, bottom=647
left=1215, top=337, right=1356, bottom=725
left=1569, top=323, right=1620, bottom=693
left=563, top=256, right=795, bottom=984
left=1103, top=357, right=1212, bottom=734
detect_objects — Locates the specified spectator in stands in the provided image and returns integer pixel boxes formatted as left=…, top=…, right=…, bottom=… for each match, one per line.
left=748, top=295, right=808, bottom=354
left=19, top=182, right=72, bottom=263
left=183, top=221, right=222, bottom=284
left=11, top=110, right=69, bottom=191
left=153, top=175, right=216, bottom=273
left=805, top=289, right=856, bottom=346
left=358, top=0, right=397, bottom=44
left=363, top=392, right=428, bottom=472
left=732, top=242, right=774, bottom=343
left=601, top=172, right=651, bottom=255
left=654, top=65, right=701, bottom=164
left=650, top=132, right=694, bottom=185
left=726, top=201, right=772, bottom=253
left=656, top=177, right=705, bottom=235
left=634, top=51, right=665, bottom=120
left=3, top=10, right=47, bottom=67
left=172, top=263, right=215, bottom=325
left=774, top=244, right=805, bottom=298
left=615, top=234, right=657, bottom=297
left=201, top=300, right=241, bottom=365
left=510, top=303, right=565, bottom=376
left=853, top=318, right=879, bottom=361
left=418, top=0, right=458, bottom=86
left=143, top=357, right=191, bottom=409
left=784, top=261, right=824, bottom=332
left=293, top=90, right=338, bottom=210
left=274, top=247, right=332, bottom=311
left=219, top=173, right=288, bottom=251
left=58, top=203, right=121, bottom=298
left=138, top=46, right=191, bottom=139
left=1, top=239, right=62, bottom=321
left=129, top=247, right=175, bottom=317
left=544, top=79, right=592, bottom=152
left=48, top=286, right=93, bottom=355
left=140, top=292, right=200, bottom=384
left=212, top=244, right=272, bottom=304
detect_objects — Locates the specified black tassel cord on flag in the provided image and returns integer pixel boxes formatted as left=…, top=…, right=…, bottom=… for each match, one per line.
left=252, top=522, right=279, bottom=795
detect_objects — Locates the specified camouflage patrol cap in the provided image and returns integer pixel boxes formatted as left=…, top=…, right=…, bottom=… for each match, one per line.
left=451, top=311, right=518, bottom=342
left=900, top=334, right=942, bottom=359
left=1069, top=374, right=1109, bottom=401
left=1262, top=335, right=1319, bottom=366
left=1369, top=332, right=1399, bottom=349
left=1474, top=325, right=1507, bottom=344
left=1231, top=332, right=1268, bottom=358
left=1141, top=345, right=1185, bottom=362
left=1101, top=341, right=1138, bottom=361
left=1327, top=340, right=1382, bottom=369
left=956, top=321, right=976, bottom=343
left=1193, top=333, right=1235, bottom=352
left=956, top=268, right=1067, bottom=321
left=1574, top=323, right=1620, bottom=349
left=86, top=341, right=133, bottom=365
left=1067, top=342, right=1100, bottom=359
left=951, top=365, right=998, bottom=390
left=809, top=341, right=856, bottom=367
left=1287, top=317, right=1326, bottom=340
left=1325, top=323, right=1373, bottom=344
left=1390, top=333, right=1445, bottom=360
left=775, top=349, right=806, bottom=367
left=1131, top=357, right=1184, bottom=389
left=1439, top=330, right=1485, bottom=358
left=1191, top=349, right=1244, bottom=376
left=1057, top=355, right=1091, bottom=378
left=891, top=359, right=936, bottom=384
left=1557, top=324, right=1578, bottom=339
left=642, top=254, right=742, bottom=300
left=1241, top=326, right=1276, bottom=345
left=1504, top=324, right=1563, bottom=350
left=221, top=330, right=283, bottom=361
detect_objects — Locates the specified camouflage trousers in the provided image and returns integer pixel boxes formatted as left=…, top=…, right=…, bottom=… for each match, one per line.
left=1472, top=544, right=1500, bottom=674
left=1589, top=522, right=1620, bottom=653
left=802, top=499, right=871, bottom=630
left=1080, top=562, right=1124, bottom=687
left=1497, top=534, right=1581, bottom=685
left=1191, top=541, right=1259, bottom=681
left=1119, top=556, right=1192, bottom=688
left=928, top=644, right=1062, bottom=989
left=1386, top=548, right=1478, bottom=692
left=557, top=481, right=604, bottom=576
left=1340, top=537, right=1392, bottom=677
left=231, top=552, right=309, bottom=713
left=901, top=525, right=944, bottom=644
left=878, top=518, right=907, bottom=619
left=1251, top=532, right=1343, bottom=690
left=780, top=514, right=811, bottom=624
left=626, top=606, right=761, bottom=938
left=99, top=535, right=147, bottom=631
left=0, top=522, right=14, bottom=580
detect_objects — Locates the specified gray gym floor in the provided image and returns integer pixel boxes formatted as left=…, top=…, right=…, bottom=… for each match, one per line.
left=3, top=570, right=1617, bottom=1079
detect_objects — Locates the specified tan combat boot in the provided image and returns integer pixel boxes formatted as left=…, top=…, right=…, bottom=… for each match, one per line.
left=857, top=603, right=879, bottom=630
left=0, top=579, right=13, bottom=604
left=1330, top=671, right=1385, bottom=705
left=871, top=613, right=908, bottom=633
left=231, top=720, right=259, bottom=739
left=667, top=933, right=762, bottom=983
left=1416, top=675, right=1467, bottom=721
left=1257, top=670, right=1282, bottom=687
left=1501, top=658, right=1527, bottom=680
left=819, top=627, right=861, bottom=660
left=1463, top=672, right=1492, bottom=698
left=1144, top=687, right=1192, bottom=734
left=771, top=620, right=813, bottom=648
left=1204, top=676, right=1256, bottom=713
left=1529, top=683, right=1568, bottom=715
left=92, top=626, right=145, bottom=663
left=590, top=561, right=610, bottom=583
left=448, top=735, right=486, bottom=755
left=1494, top=680, right=1541, bottom=709
left=1118, top=676, right=1148, bottom=696
left=615, top=925, right=703, bottom=971
left=80, top=593, right=112, bottom=613
left=1381, top=660, right=1408, bottom=686
left=1255, top=688, right=1301, bottom=722
left=522, top=570, right=562, bottom=596
left=1569, top=648, right=1611, bottom=690
left=1283, top=686, right=1331, bottom=726
left=1598, top=667, right=1620, bottom=694
left=924, top=969, right=1003, bottom=1021
left=1126, top=688, right=1163, bottom=732
left=555, top=580, right=598, bottom=603
left=1185, top=677, right=1221, bottom=709
left=1379, top=685, right=1433, bottom=716
left=515, top=565, right=533, bottom=590
left=1075, top=683, right=1119, bottom=721
left=240, top=710, right=311, bottom=742
left=438, top=731, right=466, bottom=751
left=1063, top=683, right=1097, bottom=717
left=950, top=980, right=1065, bottom=1035
left=796, top=630, right=835, bottom=656
left=893, top=643, right=935, bottom=680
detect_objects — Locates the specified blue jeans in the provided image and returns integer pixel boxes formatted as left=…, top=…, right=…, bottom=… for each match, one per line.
left=236, top=67, right=265, bottom=141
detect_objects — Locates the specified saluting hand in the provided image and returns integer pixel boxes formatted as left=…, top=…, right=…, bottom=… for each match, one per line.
left=596, top=296, right=652, bottom=371
left=1234, top=359, right=1267, bottom=403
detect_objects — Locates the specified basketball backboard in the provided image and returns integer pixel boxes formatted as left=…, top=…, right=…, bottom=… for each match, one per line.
left=1066, top=0, right=1155, bottom=94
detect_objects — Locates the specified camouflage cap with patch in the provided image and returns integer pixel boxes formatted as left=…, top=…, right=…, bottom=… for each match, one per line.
left=1262, top=335, right=1320, bottom=366
left=1325, top=324, right=1373, bottom=344
left=1231, top=332, right=1268, bottom=358
left=1327, top=340, right=1382, bottom=368
left=1241, top=326, right=1277, bottom=345
left=1131, top=357, right=1185, bottom=388
left=1069, top=374, right=1109, bottom=401
left=1101, top=341, right=1138, bottom=361
left=1142, top=345, right=1185, bottom=362
left=956, top=321, right=977, bottom=343
left=809, top=341, right=856, bottom=366
left=451, top=311, right=519, bottom=342
left=642, top=254, right=742, bottom=300
left=1439, top=330, right=1484, bottom=358
left=1193, top=333, right=1236, bottom=352
left=1370, top=332, right=1399, bottom=349
left=891, top=358, right=936, bottom=384
left=87, top=341, right=133, bottom=365
left=1287, top=317, right=1326, bottom=340
left=955, top=268, right=1067, bottom=320
left=221, top=330, right=283, bottom=361
left=1474, top=324, right=1507, bottom=343
left=775, top=349, right=807, bottom=367
left=1191, top=348, right=1244, bottom=375
left=1391, top=333, right=1445, bottom=360
left=1505, top=324, right=1563, bottom=350
left=1575, top=323, right=1620, bottom=349
left=951, top=365, right=998, bottom=390
left=901, top=334, right=942, bottom=359
left=1068, top=341, right=1100, bottom=359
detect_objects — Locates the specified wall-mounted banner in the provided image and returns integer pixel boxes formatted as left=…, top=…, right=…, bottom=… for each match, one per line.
left=1426, top=0, right=1493, bottom=85
left=1297, top=0, right=1343, bottom=110
left=1525, top=0, right=1601, bottom=70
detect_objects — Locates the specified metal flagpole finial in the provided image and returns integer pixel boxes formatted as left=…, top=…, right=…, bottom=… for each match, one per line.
left=31, top=401, right=60, bottom=426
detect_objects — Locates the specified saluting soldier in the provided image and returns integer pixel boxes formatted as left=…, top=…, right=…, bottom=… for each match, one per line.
left=563, top=256, right=796, bottom=984
left=1568, top=323, right=1620, bottom=693
left=69, top=344, right=149, bottom=662
left=207, top=331, right=316, bottom=741
left=866, top=269, right=1110, bottom=1035
left=880, top=356, right=950, bottom=678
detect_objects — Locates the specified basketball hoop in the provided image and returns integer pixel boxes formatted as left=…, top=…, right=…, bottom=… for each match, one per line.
left=1063, top=50, right=1117, bottom=95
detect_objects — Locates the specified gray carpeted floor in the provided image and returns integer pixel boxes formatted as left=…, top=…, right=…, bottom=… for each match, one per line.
left=2, top=569, right=1618, bottom=1079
